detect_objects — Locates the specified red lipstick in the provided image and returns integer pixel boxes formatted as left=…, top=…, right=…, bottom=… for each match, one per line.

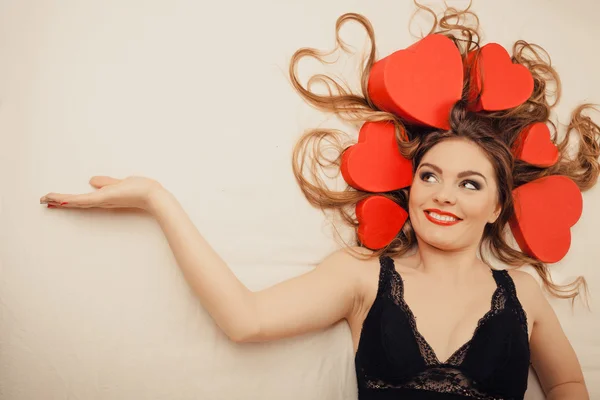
left=424, top=208, right=462, bottom=226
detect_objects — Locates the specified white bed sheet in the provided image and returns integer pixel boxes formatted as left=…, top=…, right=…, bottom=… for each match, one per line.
left=1, top=0, right=599, bottom=399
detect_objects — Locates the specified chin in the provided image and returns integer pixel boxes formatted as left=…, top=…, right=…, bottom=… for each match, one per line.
left=423, top=238, right=457, bottom=251
left=417, top=229, right=462, bottom=251
left=413, top=215, right=470, bottom=250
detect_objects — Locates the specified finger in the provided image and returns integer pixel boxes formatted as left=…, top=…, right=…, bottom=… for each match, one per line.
left=89, top=176, right=122, bottom=189
left=59, top=193, right=100, bottom=208
left=40, top=176, right=119, bottom=204
left=40, top=192, right=103, bottom=208
left=40, top=192, right=65, bottom=204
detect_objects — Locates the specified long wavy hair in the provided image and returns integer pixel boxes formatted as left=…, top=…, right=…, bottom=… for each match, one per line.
left=289, top=3, right=600, bottom=300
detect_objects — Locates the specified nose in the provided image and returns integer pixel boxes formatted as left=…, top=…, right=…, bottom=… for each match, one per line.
left=433, top=185, right=457, bottom=205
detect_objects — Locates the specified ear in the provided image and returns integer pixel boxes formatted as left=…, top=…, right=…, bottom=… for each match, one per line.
left=488, top=203, right=502, bottom=224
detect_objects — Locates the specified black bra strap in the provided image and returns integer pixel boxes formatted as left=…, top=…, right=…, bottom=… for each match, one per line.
left=377, top=255, right=396, bottom=298
left=492, top=269, right=529, bottom=332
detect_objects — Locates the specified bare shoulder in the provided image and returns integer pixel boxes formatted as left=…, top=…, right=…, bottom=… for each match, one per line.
left=318, top=246, right=377, bottom=275
left=506, top=269, right=545, bottom=322
left=318, top=246, right=381, bottom=295
left=507, top=269, right=541, bottom=291
left=508, top=269, right=588, bottom=395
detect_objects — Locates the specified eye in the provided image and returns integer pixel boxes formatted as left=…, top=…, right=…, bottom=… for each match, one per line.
left=420, top=172, right=438, bottom=183
left=461, top=180, right=481, bottom=190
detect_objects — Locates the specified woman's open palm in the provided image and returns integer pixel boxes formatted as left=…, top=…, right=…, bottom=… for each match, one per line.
left=40, top=176, right=164, bottom=212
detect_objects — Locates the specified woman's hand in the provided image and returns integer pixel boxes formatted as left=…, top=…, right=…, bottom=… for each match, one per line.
left=40, top=176, right=165, bottom=212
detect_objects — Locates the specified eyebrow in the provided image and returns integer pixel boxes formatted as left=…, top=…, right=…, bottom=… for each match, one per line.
left=419, top=162, right=488, bottom=183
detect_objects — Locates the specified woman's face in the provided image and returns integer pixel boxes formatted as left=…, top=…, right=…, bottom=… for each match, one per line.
left=408, top=138, right=501, bottom=251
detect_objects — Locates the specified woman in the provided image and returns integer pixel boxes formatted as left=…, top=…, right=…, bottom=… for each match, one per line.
left=40, top=5, right=597, bottom=400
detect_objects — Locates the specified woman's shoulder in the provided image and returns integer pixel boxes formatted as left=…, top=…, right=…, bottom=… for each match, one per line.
left=505, top=268, right=544, bottom=323
left=319, top=246, right=379, bottom=274
left=319, top=246, right=384, bottom=292
left=321, top=247, right=394, bottom=324
left=505, top=269, right=543, bottom=296
left=318, top=247, right=419, bottom=300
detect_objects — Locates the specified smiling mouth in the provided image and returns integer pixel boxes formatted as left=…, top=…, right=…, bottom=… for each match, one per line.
left=424, top=210, right=462, bottom=226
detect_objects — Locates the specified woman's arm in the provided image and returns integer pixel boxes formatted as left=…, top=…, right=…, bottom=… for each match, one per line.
left=148, top=187, right=366, bottom=343
left=510, top=271, right=589, bottom=400
left=41, top=176, right=367, bottom=343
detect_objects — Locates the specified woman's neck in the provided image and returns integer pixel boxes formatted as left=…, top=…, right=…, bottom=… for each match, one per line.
left=413, top=238, right=487, bottom=285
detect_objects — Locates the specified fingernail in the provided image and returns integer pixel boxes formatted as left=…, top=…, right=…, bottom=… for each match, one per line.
left=61, top=202, right=68, bottom=205
left=48, top=205, right=57, bottom=208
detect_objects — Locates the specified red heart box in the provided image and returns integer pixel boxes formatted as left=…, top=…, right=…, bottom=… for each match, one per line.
left=341, top=121, right=413, bottom=193
left=356, top=196, right=408, bottom=249
left=509, top=175, right=582, bottom=263
left=367, top=34, right=463, bottom=130
left=512, top=122, right=559, bottom=167
left=467, top=43, right=534, bottom=111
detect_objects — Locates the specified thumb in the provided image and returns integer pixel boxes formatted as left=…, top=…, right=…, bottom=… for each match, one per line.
left=89, top=176, right=122, bottom=189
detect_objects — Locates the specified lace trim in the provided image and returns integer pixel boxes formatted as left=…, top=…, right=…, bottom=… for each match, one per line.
left=497, top=270, right=529, bottom=336
left=382, top=257, right=508, bottom=366
left=360, top=257, right=528, bottom=400
left=365, top=367, right=507, bottom=400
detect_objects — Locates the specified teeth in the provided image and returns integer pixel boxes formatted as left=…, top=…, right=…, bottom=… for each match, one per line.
left=429, top=212, right=457, bottom=222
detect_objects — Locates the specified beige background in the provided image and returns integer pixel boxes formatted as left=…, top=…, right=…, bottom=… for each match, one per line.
left=1, top=0, right=599, bottom=399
